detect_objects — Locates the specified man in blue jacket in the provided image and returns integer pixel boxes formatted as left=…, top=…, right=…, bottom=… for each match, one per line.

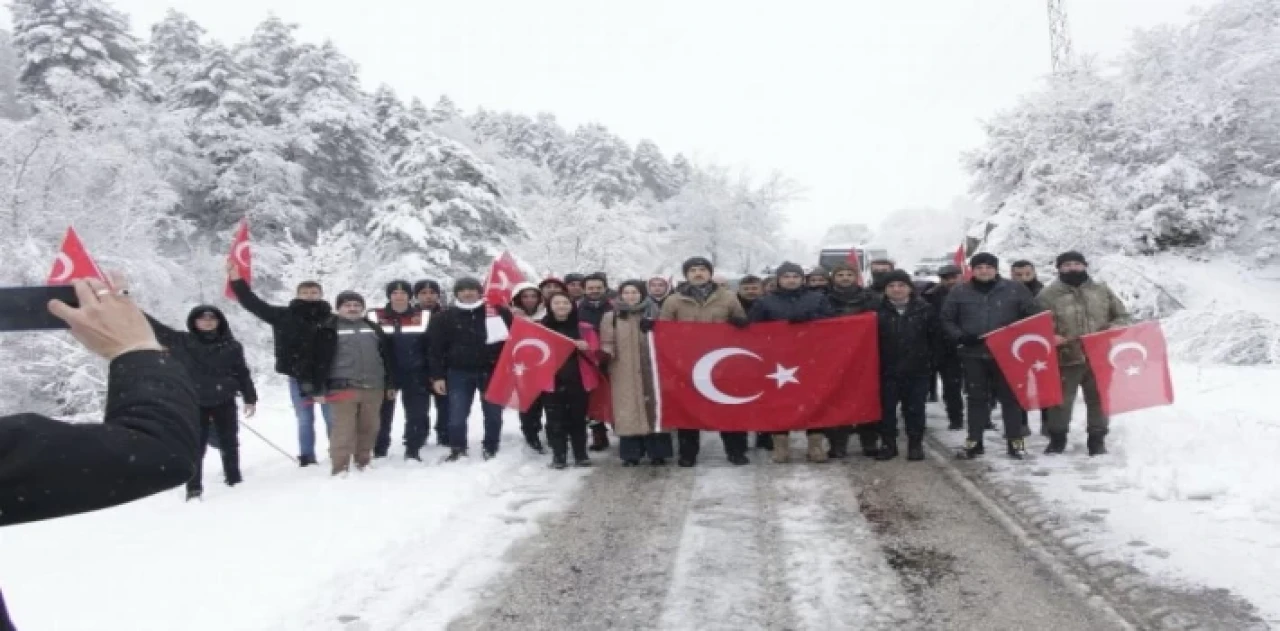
left=370, top=280, right=432, bottom=461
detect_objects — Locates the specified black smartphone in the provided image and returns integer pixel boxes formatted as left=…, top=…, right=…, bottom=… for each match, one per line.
left=0, top=285, right=78, bottom=331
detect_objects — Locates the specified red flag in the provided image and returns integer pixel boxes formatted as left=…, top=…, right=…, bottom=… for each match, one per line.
left=953, top=242, right=972, bottom=281
left=485, top=318, right=577, bottom=412
left=484, top=251, right=526, bottom=307
left=652, top=314, right=880, bottom=432
left=47, top=227, right=108, bottom=286
left=588, top=375, right=614, bottom=423
left=845, top=249, right=864, bottom=287
left=224, top=218, right=252, bottom=300
left=983, top=312, right=1064, bottom=410
left=1080, top=321, right=1174, bottom=416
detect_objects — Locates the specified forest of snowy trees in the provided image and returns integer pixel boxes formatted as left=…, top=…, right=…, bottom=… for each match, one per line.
left=0, top=0, right=799, bottom=414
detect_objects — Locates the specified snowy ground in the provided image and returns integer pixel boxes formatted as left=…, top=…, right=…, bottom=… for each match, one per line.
left=0, top=391, right=588, bottom=631
left=935, top=361, right=1280, bottom=625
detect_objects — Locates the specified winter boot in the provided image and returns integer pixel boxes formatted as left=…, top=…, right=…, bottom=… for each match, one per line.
left=1007, top=438, right=1027, bottom=460
left=373, top=450, right=387, bottom=459
left=958, top=439, right=984, bottom=460
left=299, top=454, right=318, bottom=467
left=1087, top=433, right=1107, bottom=456
left=482, top=448, right=498, bottom=461
left=755, top=433, right=774, bottom=451
left=807, top=433, right=829, bottom=463
left=827, top=427, right=851, bottom=459
left=573, top=457, right=593, bottom=468
left=525, top=435, right=546, bottom=454
left=589, top=424, right=610, bottom=452
left=947, top=419, right=963, bottom=431
left=728, top=452, right=751, bottom=466
left=550, top=454, right=568, bottom=470
left=677, top=458, right=696, bottom=468
left=1044, top=433, right=1068, bottom=455
left=772, top=433, right=791, bottom=464
left=443, top=449, right=466, bottom=463
left=907, top=435, right=925, bottom=461
left=185, top=488, right=202, bottom=502
left=858, top=430, right=880, bottom=457
left=622, top=459, right=640, bottom=467
left=875, top=437, right=899, bottom=461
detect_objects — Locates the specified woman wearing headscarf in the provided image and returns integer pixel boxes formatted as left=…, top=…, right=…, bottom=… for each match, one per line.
left=599, top=280, right=672, bottom=465
left=540, top=293, right=605, bottom=468
left=510, top=282, right=547, bottom=452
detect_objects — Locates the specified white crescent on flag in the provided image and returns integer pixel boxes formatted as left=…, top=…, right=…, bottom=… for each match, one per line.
left=692, top=347, right=763, bottom=405
left=511, top=338, right=552, bottom=365
left=49, top=252, right=74, bottom=283
left=1011, top=334, right=1052, bottom=362
left=1108, top=341, right=1149, bottom=368
left=233, top=241, right=251, bottom=267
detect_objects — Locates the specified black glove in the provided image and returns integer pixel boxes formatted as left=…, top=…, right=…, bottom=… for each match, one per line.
left=728, top=315, right=750, bottom=329
left=638, top=318, right=655, bottom=334
left=958, top=334, right=982, bottom=347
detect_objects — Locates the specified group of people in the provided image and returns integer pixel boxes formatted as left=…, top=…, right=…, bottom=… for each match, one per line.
left=161, top=248, right=1129, bottom=488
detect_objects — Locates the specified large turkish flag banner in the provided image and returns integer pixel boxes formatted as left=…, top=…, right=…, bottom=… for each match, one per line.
left=651, top=314, right=880, bottom=432
left=984, top=311, right=1064, bottom=411
left=1080, top=321, right=1174, bottom=416
left=484, top=251, right=526, bottom=307
left=485, top=318, right=577, bottom=412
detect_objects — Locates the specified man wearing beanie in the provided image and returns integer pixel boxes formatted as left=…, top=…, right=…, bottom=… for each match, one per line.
left=428, top=277, right=515, bottom=461
left=294, top=290, right=397, bottom=475
left=413, top=279, right=449, bottom=446
left=660, top=255, right=751, bottom=467
left=923, top=264, right=965, bottom=431
left=939, top=252, right=1041, bottom=460
left=368, top=280, right=433, bottom=461
left=564, top=273, right=586, bottom=302
left=874, top=270, right=943, bottom=462
left=825, top=260, right=882, bottom=458
left=806, top=265, right=830, bottom=293
left=1037, top=251, right=1130, bottom=456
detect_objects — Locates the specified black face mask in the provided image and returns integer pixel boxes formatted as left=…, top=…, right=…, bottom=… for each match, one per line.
left=1060, top=270, right=1089, bottom=287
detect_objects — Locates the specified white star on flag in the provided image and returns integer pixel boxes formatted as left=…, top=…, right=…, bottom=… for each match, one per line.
left=1032, top=360, right=1048, bottom=372
left=766, top=364, right=799, bottom=388
left=1125, top=365, right=1142, bottom=377
left=513, top=363, right=526, bottom=377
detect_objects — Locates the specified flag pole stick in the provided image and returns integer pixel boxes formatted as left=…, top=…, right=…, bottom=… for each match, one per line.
left=241, top=421, right=298, bottom=464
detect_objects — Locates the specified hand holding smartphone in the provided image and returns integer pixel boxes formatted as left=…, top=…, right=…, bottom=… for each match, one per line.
left=0, top=285, right=79, bottom=331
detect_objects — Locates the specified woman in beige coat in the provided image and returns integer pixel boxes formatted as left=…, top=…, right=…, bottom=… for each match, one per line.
left=600, top=280, right=673, bottom=466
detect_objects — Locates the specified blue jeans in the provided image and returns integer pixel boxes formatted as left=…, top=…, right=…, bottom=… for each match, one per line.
left=289, top=377, right=334, bottom=458
left=446, top=369, right=505, bottom=453
left=880, top=374, right=931, bottom=439
left=378, top=377, right=432, bottom=453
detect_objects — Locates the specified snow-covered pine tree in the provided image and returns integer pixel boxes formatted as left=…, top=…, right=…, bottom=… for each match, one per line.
left=408, top=96, right=430, bottom=126
left=232, top=15, right=300, bottom=126
left=370, top=129, right=524, bottom=277
left=554, top=123, right=643, bottom=207
left=0, top=29, right=23, bottom=118
left=148, top=9, right=205, bottom=98
left=671, top=152, right=693, bottom=189
left=10, top=0, right=152, bottom=109
left=371, top=84, right=420, bottom=165
left=633, top=139, right=681, bottom=201
left=429, top=94, right=460, bottom=125
left=277, top=40, right=382, bottom=234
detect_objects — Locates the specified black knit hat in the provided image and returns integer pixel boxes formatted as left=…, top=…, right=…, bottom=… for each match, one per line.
left=829, top=261, right=856, bottom=275
left=807, top=265, right=829, bottom=279
left=1055, top=250, right=1088, bottom=268
left=969, top=252, right=999, bottom=269
left=412, top=279, right=441, bottom=295
left=385, top=279, right=412, bottom=298
left=335, top=291, right=366, bottom=309
left=775, top=261, right=804, bottom=278
left=682, top=256, right=714, bottom=277
left=937, top=264, right=962, bottom=278
left=618, top=279, right=648, bottom=299
left=563, top=273, right=586, bottom=284
left=453, top=277, right=483, bottom=294
left=883, top=270, right=914, bottom=288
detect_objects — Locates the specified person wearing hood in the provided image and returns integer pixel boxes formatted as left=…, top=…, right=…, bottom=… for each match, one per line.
left=415, top=279, right=450, bottom=446
left=922, top=265, right=965, bottom=431
left=940, top=253, right=1042, bottom=460
left=539, top=277, right=569, bottom=302
left=647, top=276, right=672, bottom=306
left=539, top=294, right=606, bottom=468
left=660, top=256, right=752, bottom=466
left=824, top=261, right=882, bottom=458
left=748, top=262, right=834, bottom=463
left=564, top=273, right=586, bottom=301
left=510, top=282, right=549, bottom=453
left=293, top=292, right=397, bottom=475
left=428, top=277, right=515, bottom=461
left=600, top=279, right=672, bottom=466
left=875, top=271, right=944, bottom=462
left=227, top=261, right=333, bottom=467
left=369, top=280, right=432, bottom=461
left=145, top=305, right=257, bottom=500
left=1038, top=251, right=1130, bottom=457
left=868, top=259, right=896, bottom=294
left=806, top=266, right=830, bottom=293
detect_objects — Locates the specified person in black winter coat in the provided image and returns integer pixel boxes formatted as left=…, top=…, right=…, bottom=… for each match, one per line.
left=370, top=280, right=432, bottom=461
left=923, top=265, right=966, bottom=430
left=748, top=262, right=833, bottom=464
left=146, top=305, right=257, bottom=500
left=227, top=261, right=333, bottom=467
left=428, top=277, right=515, bottom=461
left=940, top=253, right=1042, bottom=459
left=875, top=271, right=944, bottom=462
left=736, top=274, right=764, bottom=313
left=414, top=279, right=450, bottom=446
left=824, top=261, right=882, bottom=458
left=1, top=279, right=199, bottom=631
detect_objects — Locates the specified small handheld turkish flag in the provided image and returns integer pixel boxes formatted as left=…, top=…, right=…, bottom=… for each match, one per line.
left=47, top=227, right=108, bottom=286
left=224, top=218, right=251, bottom=300
left=651, top=313, right=881, bottom=432
left=984, top=311, right=1064, bottom=410
left=484, top=251, right=526, bottom=307
left=1080, top=321, right=1174, bottom=416
left=953, top=242, right=972, bottom=281
left=845, top=249, right=863, bottom=287
left=485, top=318, right=577, bottom=412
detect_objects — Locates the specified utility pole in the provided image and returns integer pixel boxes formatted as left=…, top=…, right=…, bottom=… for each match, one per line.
left=1047, top=0, right=1074, bottom=74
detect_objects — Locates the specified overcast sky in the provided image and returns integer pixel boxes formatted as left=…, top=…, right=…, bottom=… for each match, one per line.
left=6, top=0, right=1209, bottom=240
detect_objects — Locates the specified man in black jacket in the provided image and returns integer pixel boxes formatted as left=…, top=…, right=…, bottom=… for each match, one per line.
left=577, top=273, right=615, bottom=452
left=370, top=280, right=431, bottom=461
left=227, top=261, right=333, bottom=467
left=923, top=265, right=965, bottom=430
left=1, top=279, right=198, bottom=630
left=825, top=261, right=882, bottom=458
left=940, top=253, right=1042, bottom=459
left=749, top=262, right=833, bottom=463
left=414, top=279, right=450, bottom=446
left=146, top=305, right=257, bottom=500
left=876, top=271, right=943, bottom=461
left=1010, top=260, right=1049, bottom=435
left=428, top=278, right=515, bottom=461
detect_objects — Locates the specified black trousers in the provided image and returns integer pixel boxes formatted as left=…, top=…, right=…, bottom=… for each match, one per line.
left=937, top=355, right=964, bottom=424
left=544, top=389, right=588, bottom=460
left=677, top=430, right=748, bottom=461
left=190, top=402, right=241, bottom=492
left=519, top=396, right=545, bottom=441
left=961, top=355, right=1027, bottom=442
left=619, top=434, right=674, bottom=461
